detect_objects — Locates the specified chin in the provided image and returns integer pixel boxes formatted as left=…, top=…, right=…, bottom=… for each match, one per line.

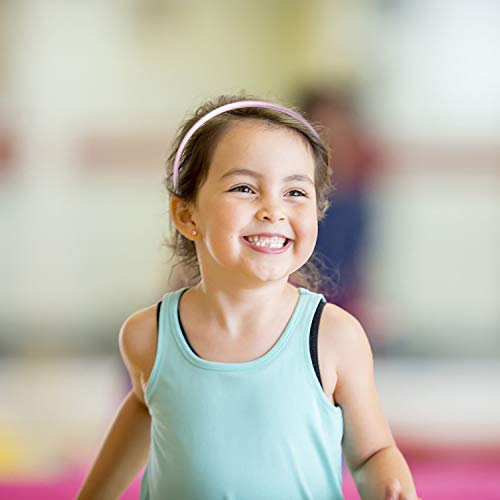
left=255, top=269, right=298, bottom=283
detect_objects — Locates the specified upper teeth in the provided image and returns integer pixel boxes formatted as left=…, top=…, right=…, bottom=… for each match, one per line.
left=245, top=235, right=287, bottom=248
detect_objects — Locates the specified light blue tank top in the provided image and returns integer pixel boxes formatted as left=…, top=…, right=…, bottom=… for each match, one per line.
left=140, top=286, right=344, bottom=500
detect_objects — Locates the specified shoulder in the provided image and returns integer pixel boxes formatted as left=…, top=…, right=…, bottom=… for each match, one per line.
left=320, top=301, right=372, bottom=369
left=119, top=302, right=160, bottom=405
left=119, top=303, right=159, bottom=365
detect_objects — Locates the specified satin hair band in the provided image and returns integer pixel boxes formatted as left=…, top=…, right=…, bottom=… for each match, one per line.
left=172, top=100, right=319, bottom=190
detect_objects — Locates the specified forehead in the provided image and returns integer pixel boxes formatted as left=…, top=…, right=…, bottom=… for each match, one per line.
left=207, top=119, right=315, bottom=180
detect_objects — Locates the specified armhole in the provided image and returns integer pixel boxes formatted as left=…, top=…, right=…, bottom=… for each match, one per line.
left=144, top=300, right=163, bottom=406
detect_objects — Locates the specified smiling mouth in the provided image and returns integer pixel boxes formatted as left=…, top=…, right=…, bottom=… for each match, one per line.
left=242, top=235, right=290, bottom=248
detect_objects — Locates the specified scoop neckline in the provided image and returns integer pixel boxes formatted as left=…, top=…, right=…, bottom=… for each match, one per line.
left=170, top=286, right=308, bottom=371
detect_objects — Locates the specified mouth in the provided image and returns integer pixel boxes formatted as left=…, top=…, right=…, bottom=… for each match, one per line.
left=241, top=235, right=293, bottom=254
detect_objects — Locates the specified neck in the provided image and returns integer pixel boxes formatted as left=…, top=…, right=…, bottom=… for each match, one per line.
left=184, top=280, right=300, bottom=340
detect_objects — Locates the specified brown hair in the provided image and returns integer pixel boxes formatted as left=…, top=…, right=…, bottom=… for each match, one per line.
left=162, top=93, right=339, bottom=297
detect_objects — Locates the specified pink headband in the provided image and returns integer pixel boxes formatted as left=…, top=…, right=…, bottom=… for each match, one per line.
left=172, top=100, right=319, bottom=190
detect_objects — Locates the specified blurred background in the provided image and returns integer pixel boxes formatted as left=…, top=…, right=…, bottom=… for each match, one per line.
left=1, top=1, right=499, bottom=498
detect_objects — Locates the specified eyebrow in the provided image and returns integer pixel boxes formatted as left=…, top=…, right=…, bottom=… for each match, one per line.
left=219, top=168, right=314, bottom=186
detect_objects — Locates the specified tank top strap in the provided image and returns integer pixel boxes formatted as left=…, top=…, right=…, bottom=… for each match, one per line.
left=290, top=287, right=327, bottom=344
left=144, top=288, right=184, bottom=406
left=283, top=286, right=327, bottom=367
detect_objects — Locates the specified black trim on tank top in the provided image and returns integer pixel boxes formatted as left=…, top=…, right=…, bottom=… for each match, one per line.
left=155, top=298, right=326, bottom=390
left=309, top=299, right=326, bottom=389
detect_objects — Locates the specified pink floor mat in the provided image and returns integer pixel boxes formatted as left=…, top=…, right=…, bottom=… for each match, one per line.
left=1, top=457, right=499, bottom=499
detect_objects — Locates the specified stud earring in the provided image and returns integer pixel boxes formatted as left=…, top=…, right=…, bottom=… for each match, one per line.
left=191, top=230, right=197, bottom=235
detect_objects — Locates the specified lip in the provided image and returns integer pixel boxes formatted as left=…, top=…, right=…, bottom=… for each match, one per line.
left=240, top=236, right=293, bottom=254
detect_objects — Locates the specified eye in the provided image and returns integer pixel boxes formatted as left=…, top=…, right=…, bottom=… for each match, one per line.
left=287, top=189, right=307, bottom=197
left=229, top=184, right=255, bottom=194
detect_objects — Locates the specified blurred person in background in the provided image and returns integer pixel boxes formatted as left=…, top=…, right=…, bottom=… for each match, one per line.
left=298, top=85, right=383, bottom=346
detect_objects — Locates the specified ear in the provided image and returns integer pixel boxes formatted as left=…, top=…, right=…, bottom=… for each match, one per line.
left=170, top=196, right=199, bottom=240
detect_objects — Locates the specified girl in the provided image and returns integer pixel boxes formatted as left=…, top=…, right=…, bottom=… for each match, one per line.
left=77, top=94, right=421, bottom=500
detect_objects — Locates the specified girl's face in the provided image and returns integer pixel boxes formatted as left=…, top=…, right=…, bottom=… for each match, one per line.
left=188, top=119, right=318, bottom=288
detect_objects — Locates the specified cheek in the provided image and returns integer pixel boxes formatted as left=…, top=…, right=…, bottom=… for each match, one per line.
left=203, top=204, right=246, bottom=247
left=293, top=214, right=318, bottom=254
left=296, top=204, right=318, bottom=232
left=297, top=220, right=317, bottom=244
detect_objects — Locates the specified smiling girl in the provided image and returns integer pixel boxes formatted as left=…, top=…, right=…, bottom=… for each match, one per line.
left=77, top=94, right=421, bottom=500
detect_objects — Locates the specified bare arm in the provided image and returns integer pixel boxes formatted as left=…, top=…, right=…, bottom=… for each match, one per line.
left=75, top=389, right=151, bottom=500
left=76, top=307, right=158, bottom=499
left=323, top=305, right=420, bottom=499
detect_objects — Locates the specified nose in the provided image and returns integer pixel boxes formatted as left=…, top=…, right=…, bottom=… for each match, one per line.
left=256, top=199, right=287, bottom=223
